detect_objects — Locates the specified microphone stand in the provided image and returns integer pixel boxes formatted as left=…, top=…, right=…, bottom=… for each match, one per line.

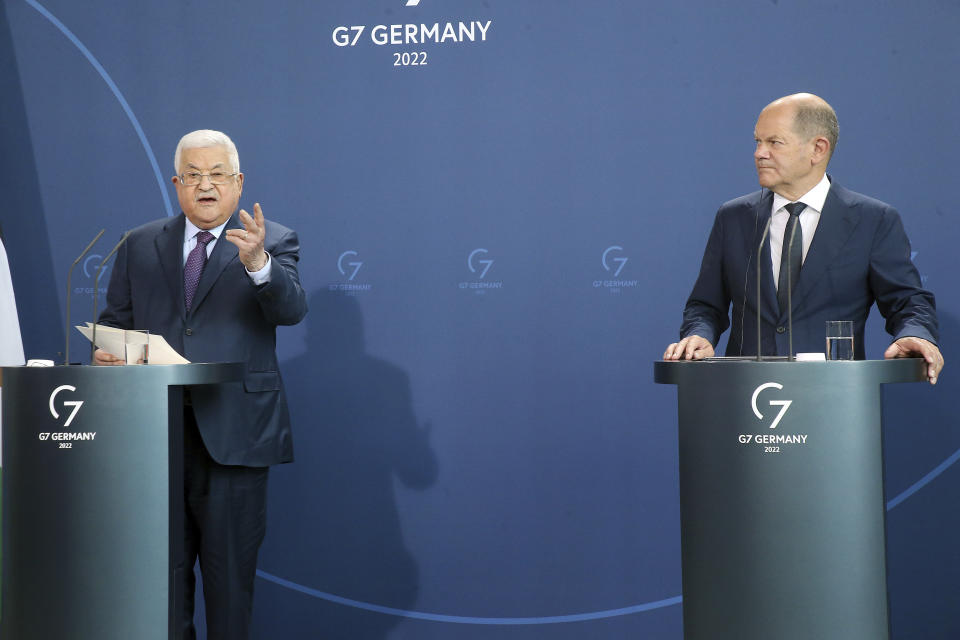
left=90, top=232, right=129, bottom=362
left=64, top=229, right=105, bottom=365
left=756, top=215, right=773, bottom=361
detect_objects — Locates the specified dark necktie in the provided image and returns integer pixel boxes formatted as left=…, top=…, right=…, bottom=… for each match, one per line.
left=777, top=202, right=805, bottom=315
left=184, top=230, right=214, bottom=311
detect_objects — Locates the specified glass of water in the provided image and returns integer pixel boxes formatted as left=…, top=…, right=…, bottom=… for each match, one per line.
left=825, top=321, right=854, bottom=360
left=124, top=329, right=150, bottom=365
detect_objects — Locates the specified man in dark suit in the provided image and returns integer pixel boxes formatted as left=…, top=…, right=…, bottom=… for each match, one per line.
left=664, top=93, right=943, bottom=384
left=95, top=129, right=308, bottom=638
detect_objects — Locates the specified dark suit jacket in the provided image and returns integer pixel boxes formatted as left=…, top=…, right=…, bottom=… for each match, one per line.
left=99, top=212, right=308, bottom=466
left=680, top=181, right=938, bottom=358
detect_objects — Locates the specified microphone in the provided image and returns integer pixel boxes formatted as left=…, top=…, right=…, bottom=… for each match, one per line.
left=90, top=232, right=130, bottom=362
left=755, top=213, right=774, bottom=361
left=785, top=217, right=800, bottom=361
left=739, top=189, right=765, bottom=356
left=64, top=229, right=105, bottom=365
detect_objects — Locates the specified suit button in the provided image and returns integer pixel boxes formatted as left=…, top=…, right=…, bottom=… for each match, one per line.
left=776, top=326, right=786, bottom=334
left=185, top=328, right=193, bottom=336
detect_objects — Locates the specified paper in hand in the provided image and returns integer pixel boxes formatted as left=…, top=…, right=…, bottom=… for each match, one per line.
left=75, top=323, right=190, bottom=365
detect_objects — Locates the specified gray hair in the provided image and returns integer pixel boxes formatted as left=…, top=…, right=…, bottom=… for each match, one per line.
left=173, top=130, right=240, bottom=174
left=793, top=101, right=839, bottom=159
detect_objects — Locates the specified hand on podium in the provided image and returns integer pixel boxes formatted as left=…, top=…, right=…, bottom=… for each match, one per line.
left=884, top=336, right=944, bottom=385
left=664, top=335, right=715, bottom=360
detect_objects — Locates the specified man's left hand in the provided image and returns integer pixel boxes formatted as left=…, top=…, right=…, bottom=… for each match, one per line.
left=884, top=336, right=944, bottom=385
left=225, top=202, right=268, bottom=271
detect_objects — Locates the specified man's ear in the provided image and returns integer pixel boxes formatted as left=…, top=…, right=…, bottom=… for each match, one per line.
left=811, top=136, right=830, bottom=165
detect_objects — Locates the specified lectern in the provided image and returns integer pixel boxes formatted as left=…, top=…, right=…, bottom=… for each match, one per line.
left=655, top=358, right=925, bottom=640
left=1, top=363, right=241, bottom=640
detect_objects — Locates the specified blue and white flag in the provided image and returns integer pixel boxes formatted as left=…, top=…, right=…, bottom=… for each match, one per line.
left=0, top=236, right=25, bottom=466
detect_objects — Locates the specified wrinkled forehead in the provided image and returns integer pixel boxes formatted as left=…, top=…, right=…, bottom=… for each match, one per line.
left=178, top=145, right=233, bottom=172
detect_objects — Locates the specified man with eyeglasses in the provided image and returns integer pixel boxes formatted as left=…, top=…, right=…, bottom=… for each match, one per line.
left=95, top=129, right=307, bottom=639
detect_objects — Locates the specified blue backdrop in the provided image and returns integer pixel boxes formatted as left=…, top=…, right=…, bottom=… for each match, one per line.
left=2, top=1, right=958, bottom=638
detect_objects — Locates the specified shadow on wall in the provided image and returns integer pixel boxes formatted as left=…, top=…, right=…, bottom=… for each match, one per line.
left=254, top=289, right=439, bottom=639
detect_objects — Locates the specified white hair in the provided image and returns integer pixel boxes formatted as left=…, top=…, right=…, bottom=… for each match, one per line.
left=173, top=129, right=240, bottom=174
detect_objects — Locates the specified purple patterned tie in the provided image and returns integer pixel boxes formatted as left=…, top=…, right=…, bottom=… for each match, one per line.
left=184, top=230, right=214, bottom=311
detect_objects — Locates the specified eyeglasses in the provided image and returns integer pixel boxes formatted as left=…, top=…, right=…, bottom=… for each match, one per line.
left=178, top=171, right=238, bottom=186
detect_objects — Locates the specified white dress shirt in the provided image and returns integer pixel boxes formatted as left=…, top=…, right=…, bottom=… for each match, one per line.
left=769, top=174, right=831, bottom=291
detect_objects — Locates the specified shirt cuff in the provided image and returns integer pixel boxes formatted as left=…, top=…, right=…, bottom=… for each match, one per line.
left=246, top=252, right=272, bottom=285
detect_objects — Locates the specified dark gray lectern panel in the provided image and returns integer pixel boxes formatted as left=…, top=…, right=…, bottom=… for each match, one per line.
left=654, top=359, right=925, bottom=640
left=1, top=363, right=241, bottom=640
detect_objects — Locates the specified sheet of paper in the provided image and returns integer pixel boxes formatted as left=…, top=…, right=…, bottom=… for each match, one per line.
left=75, top=323, right=190, bottom=365
left=75, top=322, right=125, bottom=358
left=145, top=333, right=190, bottom=364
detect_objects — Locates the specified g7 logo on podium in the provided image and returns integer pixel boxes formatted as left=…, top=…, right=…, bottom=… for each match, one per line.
left=751, top=382, right=792, bottom=429
left=49, top=385, right=84, bottom=427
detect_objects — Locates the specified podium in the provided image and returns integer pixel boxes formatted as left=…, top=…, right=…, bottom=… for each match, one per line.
left=654, top=358, right=926, bottom=640
left=1, top=363, right=242, bottom=640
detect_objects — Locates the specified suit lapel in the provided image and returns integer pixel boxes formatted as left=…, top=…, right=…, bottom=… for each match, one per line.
left=188, top=214, right=240, bottom=314
left=155, top=214, right=186, bottom=316
left=792, top=185, right=859, bottom=310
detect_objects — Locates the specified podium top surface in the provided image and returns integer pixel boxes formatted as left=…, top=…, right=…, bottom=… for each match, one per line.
left=654, top=357, right=926, bottom=386
left=0, top=362, right=244, bottom=387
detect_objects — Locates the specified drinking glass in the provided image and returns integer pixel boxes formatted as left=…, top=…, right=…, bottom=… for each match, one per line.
left=825, top=321, right=854, bottom=360
left=124, top=329, right=150, bottom=365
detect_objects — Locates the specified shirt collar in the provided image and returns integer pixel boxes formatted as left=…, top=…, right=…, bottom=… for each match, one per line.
left=772, top=173, right=831, bottom=215
left=183, top=214, right=229, bottom=242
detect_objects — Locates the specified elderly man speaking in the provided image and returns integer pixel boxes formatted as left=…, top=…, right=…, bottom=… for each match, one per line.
left=96, top=130, right=307, bottom=639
